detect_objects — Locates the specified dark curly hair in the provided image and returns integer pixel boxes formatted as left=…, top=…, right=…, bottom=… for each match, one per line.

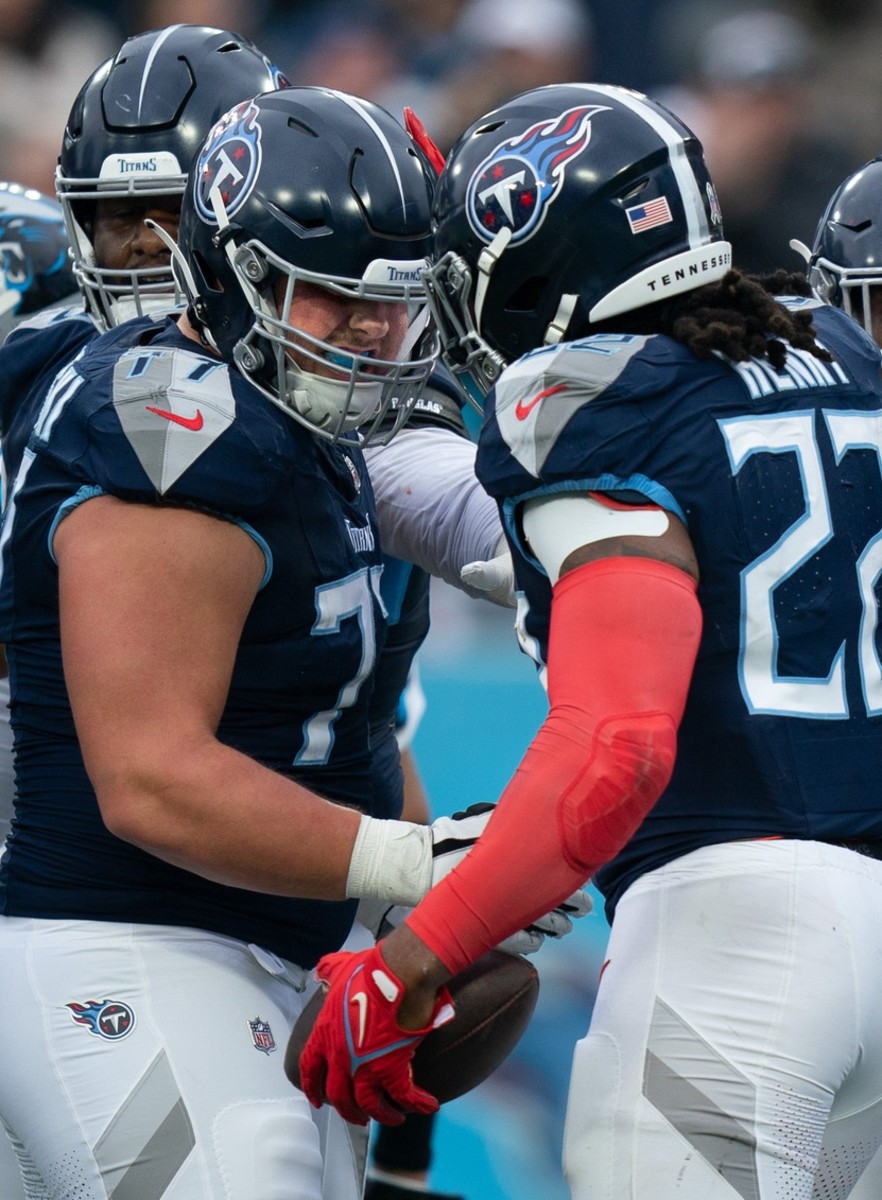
left=591, top=269, right=832, bottom=370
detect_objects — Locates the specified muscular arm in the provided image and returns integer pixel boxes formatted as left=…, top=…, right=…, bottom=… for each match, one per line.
left=381, top=495, right=703, bottom=1024
left=363, top=426, right=503, bottom=596
left=56, top=495, right=361, bottom=898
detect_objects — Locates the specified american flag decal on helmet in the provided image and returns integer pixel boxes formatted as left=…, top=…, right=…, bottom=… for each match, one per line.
left=625, top=196, right=673, bottom=234
left=466, top=105, right=610, bottom=246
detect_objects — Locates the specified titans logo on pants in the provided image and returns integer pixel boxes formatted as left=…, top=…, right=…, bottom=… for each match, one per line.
left=466, top=105, right=609, bottom=246
left=194, top=98, right=263, bottom=223
left=67, top=998, right=136, bottom=1040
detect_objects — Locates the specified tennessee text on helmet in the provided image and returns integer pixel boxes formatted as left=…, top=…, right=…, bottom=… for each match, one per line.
left=422, top=82, right=731, bottom=406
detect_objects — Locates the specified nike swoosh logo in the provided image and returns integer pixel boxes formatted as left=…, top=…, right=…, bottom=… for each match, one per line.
left=145, top=405, right=204, bottom=431
left=352, top=991, right=368, bottom=1048
left=514, top=383, right=566, bottom=421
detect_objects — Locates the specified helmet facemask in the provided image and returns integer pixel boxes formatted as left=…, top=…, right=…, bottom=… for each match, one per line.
left=809, top=254, right=882, bottom=339
left=56, top=162, right=187, bottom=329
left=423, top=242, right=509, bottom=411
left=205, top=187, right=438, bottom=444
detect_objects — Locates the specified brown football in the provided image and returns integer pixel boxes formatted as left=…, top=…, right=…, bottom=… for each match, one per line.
left=285, top=949, right=539, bottom=1104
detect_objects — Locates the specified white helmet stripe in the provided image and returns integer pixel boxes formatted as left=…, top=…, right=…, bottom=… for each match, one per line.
left=566, top=83, right=709, bottom=247
left=138, top=25, right=186, bottom=121
left=325, top=89, right=408, bottom=219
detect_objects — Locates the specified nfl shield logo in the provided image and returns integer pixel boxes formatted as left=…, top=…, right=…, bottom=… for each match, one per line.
left=248, top=1016, right=277, bottom=1054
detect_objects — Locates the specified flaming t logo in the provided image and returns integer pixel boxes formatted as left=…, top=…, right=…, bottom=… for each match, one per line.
left=194, top=99, right=263, bottom=223
left=467, top=105, right=610, bottom=245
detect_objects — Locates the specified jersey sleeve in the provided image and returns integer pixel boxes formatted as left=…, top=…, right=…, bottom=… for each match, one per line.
left=363, top=425, right=502, bottom=591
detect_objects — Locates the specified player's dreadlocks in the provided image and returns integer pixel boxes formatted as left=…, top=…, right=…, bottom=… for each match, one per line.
left=659, top=269, right=833, bottom=369
left=592, top=269, right=831, bottom=371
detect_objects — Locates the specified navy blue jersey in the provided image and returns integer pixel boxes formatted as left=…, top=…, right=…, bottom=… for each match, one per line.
left=476, top=299, right=882, bottom=920
left=0, top=305, right=98, bottom=489
left=0, top=316, right=395, bottom=966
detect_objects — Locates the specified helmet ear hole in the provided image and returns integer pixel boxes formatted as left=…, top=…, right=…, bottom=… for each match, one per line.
left=505, top=277, right=550, bottom=313
left=191, top=249, right=224, bottom=297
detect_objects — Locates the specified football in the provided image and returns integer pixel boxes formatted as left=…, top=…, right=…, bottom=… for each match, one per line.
left=285, top=949, right=539, bottom=1105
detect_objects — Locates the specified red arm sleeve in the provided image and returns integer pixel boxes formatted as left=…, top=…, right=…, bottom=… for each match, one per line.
left=406, top=557, right=702, bottom=974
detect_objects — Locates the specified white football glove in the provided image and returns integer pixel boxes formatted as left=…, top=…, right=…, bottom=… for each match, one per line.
left=353, top=801, right=592, bottom=955
left=459, top=538, right=516, bottom=608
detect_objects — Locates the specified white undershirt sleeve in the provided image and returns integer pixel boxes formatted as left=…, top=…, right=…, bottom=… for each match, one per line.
left=363, top=426, right=503, bottom=594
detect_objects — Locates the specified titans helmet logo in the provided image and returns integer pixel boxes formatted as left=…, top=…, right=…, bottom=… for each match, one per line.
left=194, top=99, right=263, bottom=224
left=466, top=105, right=610, bottom=245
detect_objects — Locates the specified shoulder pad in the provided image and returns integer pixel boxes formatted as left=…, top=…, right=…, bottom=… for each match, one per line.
left=5, top=303, right=94, bottom=339
left=493, top=335, right=649, bottom=477
left=109, top=345, right=236, bottom=494
left=774, top=293, right=825, bottom=313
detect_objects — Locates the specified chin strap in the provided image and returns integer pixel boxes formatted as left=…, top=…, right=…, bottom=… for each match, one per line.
left=474, top=226, right=511, bottom=330
left=544, top=293, right=578, bottom=345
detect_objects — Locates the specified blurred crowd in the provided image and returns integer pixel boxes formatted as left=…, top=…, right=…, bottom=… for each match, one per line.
left=4, top=0, right=882, bottom=275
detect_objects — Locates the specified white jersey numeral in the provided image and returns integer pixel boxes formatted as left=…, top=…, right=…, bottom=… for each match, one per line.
left=719, top=410, right=882, bottom=718
left=295, top=565, right=384, bottom=765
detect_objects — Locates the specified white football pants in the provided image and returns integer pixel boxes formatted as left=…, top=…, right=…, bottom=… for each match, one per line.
left=0, top=918, right=366, bottom=1199
left=564, top=839, right=882, bottom=1200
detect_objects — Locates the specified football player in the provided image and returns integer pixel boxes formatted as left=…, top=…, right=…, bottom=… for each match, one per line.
left=795, top=159, right=882, bottom=1200
left=0, top=179, right=75, bottom=848
left=0, top=180, right=77, bottom=1198
left=0, top=85, right=581, bottom=1199
left=794, top=155, right=882, bottom=349
left=301, top=84, right=882, bottom=1200
left=0, top=181, right=76, bottom=343
left=0, top=23, right=288, bottom=487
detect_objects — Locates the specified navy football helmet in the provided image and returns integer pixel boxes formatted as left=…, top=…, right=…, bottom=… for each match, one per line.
left=806, top=157, right=882, bottom=336
left=423, top=83, right=731, bottom=405
left=175, top=87, right=438, bottom=443
left=56, top=24, right=287, bottom=329
left=0, top=182, right=76, bottom=338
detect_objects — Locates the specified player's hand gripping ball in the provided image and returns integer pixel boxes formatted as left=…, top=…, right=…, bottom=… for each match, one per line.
left=288, top=946, right=539, bottom=1123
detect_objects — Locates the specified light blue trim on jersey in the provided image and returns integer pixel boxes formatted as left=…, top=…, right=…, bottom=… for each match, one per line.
left=47, top=486, right=105, bottom=562
left=47, top=484, right=274, bottom=587
left=500, top=473, right=686, bottom=578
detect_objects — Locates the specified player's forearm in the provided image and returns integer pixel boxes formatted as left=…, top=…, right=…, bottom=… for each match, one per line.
left=93, top=735, right=363, bottom=898
left=406, top=558, right=702, bottom=973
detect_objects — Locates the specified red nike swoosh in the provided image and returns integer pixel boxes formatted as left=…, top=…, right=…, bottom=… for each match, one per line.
left=514, top=383, right=567, bottom=421
left=145, top=405, right=204, bottom=431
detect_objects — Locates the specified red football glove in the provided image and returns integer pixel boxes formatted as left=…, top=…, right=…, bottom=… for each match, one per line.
left=300, top=944, right=455, bottom=1126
